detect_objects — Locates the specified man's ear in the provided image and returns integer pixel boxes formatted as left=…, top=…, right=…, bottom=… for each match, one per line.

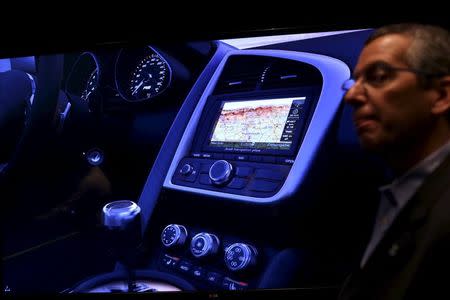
left=431, top=75, right=450, bottom=116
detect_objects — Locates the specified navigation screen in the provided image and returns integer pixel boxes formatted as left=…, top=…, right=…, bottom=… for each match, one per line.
left=209, top=97, right=306, bottom=151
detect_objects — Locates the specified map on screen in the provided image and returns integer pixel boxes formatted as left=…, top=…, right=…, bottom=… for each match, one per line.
left=209, top=97, right=305, bottom=150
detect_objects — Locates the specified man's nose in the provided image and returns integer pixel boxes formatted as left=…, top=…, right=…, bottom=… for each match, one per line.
left=343, top=81, right=366, bottom=106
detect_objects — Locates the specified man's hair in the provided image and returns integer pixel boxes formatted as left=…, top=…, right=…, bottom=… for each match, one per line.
left=366, top=23, right=450, bottom=88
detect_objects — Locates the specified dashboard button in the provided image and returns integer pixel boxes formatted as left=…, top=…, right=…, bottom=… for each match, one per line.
left=222, top=278, right=248, bottom=291
left=249, top=156, right=262, bottom=162
left=178, top=260, right=193, bottom=273
left=235, top=167, right=253, bottom=177
left=161, top=254, right=180, bottom=269
left=262, top=156, right=276, bottom=163
left=199, top=174, right=211, bottom=185
left=206, top=272, right=223, bottom=285
left=254, top=169, right=284, bottom=181
left=235, top=155, right=248, bottom=161
left=213, top=153, right=224, bottom=159
left=248, top=179, right=280, bottom=192
left=191, top=266, right=206, bottom=279
left=227, top=178, right=247, bottom=189
left=277, top=157, right=295, bottom=164
left=200, top=164, right=211, bottom=174
left=182, top=171, right=198, bottom=182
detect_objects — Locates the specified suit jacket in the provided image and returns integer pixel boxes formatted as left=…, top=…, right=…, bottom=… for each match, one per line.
left=339, top=153, right=450, bottom=300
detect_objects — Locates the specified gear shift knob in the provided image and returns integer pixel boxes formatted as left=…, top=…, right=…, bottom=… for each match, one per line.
left=101, top=200, right=142, bottom=293
left=101, top=200, right=142, bottom=264
left=102, top=200, right=141, bottom=230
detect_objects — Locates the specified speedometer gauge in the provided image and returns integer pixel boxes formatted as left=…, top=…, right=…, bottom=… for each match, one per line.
left=128, top=54, right=171, bottom=101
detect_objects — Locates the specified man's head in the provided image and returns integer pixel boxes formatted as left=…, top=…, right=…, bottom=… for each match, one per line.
left=343, top=23, right=450, bottom=168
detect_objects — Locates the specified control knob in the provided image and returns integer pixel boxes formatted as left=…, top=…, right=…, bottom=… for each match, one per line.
left=224, top=243, right=258, bottom=271
left=179, top=164, right=193, bottom=176
left=161, top=224, right=188, bottom=248
left=190, top=232, right=220, bottom=258
left=209, top=160, right=233, bottom=185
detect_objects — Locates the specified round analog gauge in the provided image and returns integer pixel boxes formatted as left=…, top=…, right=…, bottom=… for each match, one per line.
left=81, top=69, right=98, bottom=102
left=128, top=53, right=171, bottom=101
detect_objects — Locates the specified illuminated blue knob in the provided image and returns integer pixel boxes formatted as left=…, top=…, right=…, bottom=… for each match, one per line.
left=224, top=243, right=258, bottom=271
left=180, top=164, right=193, bottom=175
left=190, top=232, right=220, bottom=258
left=161, top=224, right=188, bottom=248
left=209, top=160, right=233, bottom=185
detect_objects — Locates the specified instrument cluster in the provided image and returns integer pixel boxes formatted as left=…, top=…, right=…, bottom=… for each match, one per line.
left=65, top=46, right=173, bottom=111
left=115, top=46, right=172, bottom=102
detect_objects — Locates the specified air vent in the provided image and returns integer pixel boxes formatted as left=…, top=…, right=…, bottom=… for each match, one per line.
left=213, top=55, right=272, bottom=95
left=213, top=55, right=323, bottom=95
left=262, top=59, right=323, bottom=90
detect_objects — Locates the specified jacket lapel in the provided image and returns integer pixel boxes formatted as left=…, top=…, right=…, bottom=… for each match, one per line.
left=340, top=153, right=450, bottom=299
left=363, top=153, right=450, bottom=268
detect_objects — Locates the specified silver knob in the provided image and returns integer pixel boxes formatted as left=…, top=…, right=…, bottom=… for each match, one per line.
left=161, top=224, right=188, bottom=248
left=180, top=164, right=193, bottom=176
left=209, top=160, right=233, bottom=185
left=102, top=200, right=141, bottom=230
left=224, top=243, right=258, bottom=271
left=190, top=232, right=220, bottom=258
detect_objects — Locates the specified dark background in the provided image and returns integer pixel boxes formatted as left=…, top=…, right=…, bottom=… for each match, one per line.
left=1, top=7, right=448, bottom=58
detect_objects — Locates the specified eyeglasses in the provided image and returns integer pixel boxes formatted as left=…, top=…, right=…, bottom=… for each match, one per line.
left=341, top=61, right=445, bottom=91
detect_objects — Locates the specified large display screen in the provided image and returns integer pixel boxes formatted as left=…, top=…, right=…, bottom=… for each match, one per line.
left=209, top=96, right=306, bottom=151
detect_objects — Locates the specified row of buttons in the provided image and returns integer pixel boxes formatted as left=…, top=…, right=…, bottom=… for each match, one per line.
left=198, top=165, right=285, bottom=181
left=161, top=254, right=248, bottom=291
left=198, top=165, right=285, bottom=192
left=174, top=158, right=290, bottom=194
left=192, top=153, right=294, bottom=165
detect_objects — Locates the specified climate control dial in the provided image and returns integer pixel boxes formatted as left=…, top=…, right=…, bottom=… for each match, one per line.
left=190, top=232, right=220, bottom=258
left=224, top=243, right=258, bottom=271
left=161, top=224, right=188, bottom=248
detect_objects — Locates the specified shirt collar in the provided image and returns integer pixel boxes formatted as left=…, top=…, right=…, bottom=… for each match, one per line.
left=378, top=139, right=450, bottom=209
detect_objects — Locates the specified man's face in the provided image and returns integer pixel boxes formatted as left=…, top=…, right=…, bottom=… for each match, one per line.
left=344, top=34, right=436, bottom=153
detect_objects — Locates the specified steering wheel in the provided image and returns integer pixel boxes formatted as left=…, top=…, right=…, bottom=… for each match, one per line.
left=68, top=270, right=196, bottom=293
left=0, top=55, right=63, bottom=207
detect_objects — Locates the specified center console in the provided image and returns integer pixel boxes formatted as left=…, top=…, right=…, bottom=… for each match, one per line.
left=134, top=47, right=351, bottom=292
left=164, top=49, right=350, bottom=203
left=157, top=223, right=260, bottom=291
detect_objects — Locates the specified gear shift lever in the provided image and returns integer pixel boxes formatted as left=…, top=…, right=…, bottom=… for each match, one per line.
left=102, top=200, right=141, bottom=292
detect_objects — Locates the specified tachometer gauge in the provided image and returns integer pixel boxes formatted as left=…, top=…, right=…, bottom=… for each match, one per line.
left=65, top=52, right=100, bottom=109
left=128, top=53, right=171, bottom=101
left=81, top=69, right=98, bottom=102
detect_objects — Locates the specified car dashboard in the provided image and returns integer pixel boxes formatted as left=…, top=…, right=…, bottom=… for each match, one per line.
left=1, top=29, right=387, bottom=296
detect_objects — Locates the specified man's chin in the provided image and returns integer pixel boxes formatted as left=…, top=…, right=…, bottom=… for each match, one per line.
left=359, top=136, right=385, bottom=153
